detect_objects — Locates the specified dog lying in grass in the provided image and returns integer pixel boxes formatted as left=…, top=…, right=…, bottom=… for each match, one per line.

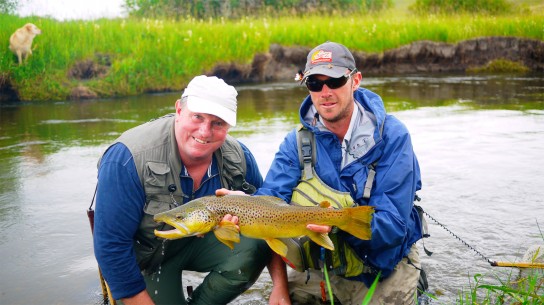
left=9, top=23, right=42, bottom=65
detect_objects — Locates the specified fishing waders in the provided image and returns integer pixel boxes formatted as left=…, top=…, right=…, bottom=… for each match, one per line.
left=144, top=233, right=271, bottom=305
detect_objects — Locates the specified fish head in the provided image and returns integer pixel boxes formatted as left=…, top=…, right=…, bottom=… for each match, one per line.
left=153, top=204, right=217, bottom=239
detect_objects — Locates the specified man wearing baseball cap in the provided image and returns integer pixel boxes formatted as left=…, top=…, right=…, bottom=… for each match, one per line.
left=257, top=41, right=425, bottom=304
left=93, top=75, right=272, bottom=305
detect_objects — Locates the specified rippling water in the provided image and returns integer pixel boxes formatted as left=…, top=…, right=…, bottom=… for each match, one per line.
left=0, top=74, right=542, bottom=304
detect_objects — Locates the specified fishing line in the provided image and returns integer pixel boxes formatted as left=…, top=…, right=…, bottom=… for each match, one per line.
left=421, top=207, right=494, bottom=264
left=422, top=208, right=544, bottom=269
left=421, top=207, right=508, bottom=266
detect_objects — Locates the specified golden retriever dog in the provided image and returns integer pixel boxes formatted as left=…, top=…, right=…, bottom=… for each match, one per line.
left=9, top=23, right=42, bottom=65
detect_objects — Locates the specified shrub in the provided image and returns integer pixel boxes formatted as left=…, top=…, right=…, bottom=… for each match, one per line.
left=411, top=0, right=512, bottom=15
left=124, top=0, right=392, bottom=19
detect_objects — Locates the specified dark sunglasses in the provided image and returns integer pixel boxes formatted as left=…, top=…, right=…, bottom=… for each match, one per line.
left=305, top=69, right=357, bottom=92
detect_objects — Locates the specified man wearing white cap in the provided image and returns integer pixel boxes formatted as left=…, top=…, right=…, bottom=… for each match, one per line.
left=93, top=75, right=272, bottom=305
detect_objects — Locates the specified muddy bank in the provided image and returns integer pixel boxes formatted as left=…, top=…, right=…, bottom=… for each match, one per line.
left=0, top=73, right=18, bottom=102
left=212, top=36, right=544, bottom=84
left=2, top=36, right=543, bottom=102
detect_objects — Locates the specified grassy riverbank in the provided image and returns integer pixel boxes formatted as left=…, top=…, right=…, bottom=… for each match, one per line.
left=1, top=3, right=543, bottom=101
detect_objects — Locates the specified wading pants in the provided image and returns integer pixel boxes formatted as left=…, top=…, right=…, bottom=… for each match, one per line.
left=142, top=233, right=271, bottom=305
left=289, top=244, right=421, bottom=305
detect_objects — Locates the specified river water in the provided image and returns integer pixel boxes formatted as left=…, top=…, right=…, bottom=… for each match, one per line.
left=0, top=73, right=543, bottom=304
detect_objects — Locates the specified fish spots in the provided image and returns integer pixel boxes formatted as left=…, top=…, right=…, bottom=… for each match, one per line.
left=154, top=194, right=373, bottom=254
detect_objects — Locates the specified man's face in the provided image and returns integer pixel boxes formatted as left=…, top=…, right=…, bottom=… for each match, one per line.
left=174, top=100, right=229, bottom=164
left=307, top=70, right=361, bottom=124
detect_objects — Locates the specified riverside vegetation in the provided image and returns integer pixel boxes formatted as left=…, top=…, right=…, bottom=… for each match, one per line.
left=0, top=0, right=543, bottom=101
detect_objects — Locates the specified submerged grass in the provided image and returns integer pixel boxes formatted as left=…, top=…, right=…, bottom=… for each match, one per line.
left=1, top=6, right=543, bottom=100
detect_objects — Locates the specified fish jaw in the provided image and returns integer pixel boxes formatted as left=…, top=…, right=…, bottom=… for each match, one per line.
left=153, top=206, right=217, bottom=239
left=154, top=227, right=190, bottom=239
left=153, top=218, right=211, bottom=239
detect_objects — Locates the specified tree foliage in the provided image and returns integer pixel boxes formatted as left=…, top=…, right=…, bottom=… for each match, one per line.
left=411, top=0, right=512, bottom=14
left=0, top=0, right=17, bottom=14
left=124, top=0, right=392, bottom=19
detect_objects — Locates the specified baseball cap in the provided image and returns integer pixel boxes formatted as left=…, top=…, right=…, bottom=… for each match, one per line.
left=303, top=42, right=356, bottom=80
left=181, top=75, right=238, bottom=126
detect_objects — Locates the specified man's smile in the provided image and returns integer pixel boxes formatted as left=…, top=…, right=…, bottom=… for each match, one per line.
left=193, top=137, right=208, bottom=144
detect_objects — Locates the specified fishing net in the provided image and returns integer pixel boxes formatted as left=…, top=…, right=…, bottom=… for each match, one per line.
left=519, top=244, right=544, bottom=279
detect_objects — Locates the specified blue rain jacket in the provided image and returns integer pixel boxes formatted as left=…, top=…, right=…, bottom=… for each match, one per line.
left=255, top=87, right=422, bottom=285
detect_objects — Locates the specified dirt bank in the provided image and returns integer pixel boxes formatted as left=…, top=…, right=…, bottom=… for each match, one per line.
left=212, top=36, right=544, bottom=84
left=2, top=36, right=543, bottom=102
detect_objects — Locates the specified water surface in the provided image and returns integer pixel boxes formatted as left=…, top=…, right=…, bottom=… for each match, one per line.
left=0, top=73, right=543, bottom=304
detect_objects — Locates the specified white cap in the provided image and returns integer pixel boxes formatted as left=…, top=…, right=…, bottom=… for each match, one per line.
left=181, top=75, right=238, bottom=126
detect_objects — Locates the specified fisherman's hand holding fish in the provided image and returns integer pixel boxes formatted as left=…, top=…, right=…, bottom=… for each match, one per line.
left=215, top=188, right=246, bottom=196
left=195, top=213, right=239, bottom=238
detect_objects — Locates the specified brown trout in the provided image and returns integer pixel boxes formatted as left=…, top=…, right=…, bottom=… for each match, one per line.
left=154, top=195, right=373, bottom=257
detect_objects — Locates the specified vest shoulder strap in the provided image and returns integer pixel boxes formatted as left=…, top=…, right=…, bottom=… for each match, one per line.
left=215, top=135, right=256, bottom=194
left=296, top=124, right=316, bottom=180
left=296, top=124, right=377, bottom=199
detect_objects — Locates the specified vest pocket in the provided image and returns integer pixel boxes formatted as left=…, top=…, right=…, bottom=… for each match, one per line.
left=145, top=162, right=171, bottom=188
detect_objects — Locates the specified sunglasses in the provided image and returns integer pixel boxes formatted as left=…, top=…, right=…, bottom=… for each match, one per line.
left=305, top=69, right=357, bottom=92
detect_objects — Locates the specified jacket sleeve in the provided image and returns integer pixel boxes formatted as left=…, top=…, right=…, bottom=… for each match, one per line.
left=255, top=130, right=300, bottom=200
left=93, top=143, right=147, bottom=299
left=346, top=116, right=422, bottom=275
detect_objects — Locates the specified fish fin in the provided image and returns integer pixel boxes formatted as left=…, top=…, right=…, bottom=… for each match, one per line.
left=213, top=221, right=240, bottom=250
left=307, top=232, right=334, bottom=250
left=265, top=238, right=289, bottom=257
left=319, top=201, right=331, bottom=208
left=339, top=206, right=374, bottom=240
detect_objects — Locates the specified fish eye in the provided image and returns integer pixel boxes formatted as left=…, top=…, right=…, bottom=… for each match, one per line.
left=175, top=214, right=183, bottom=220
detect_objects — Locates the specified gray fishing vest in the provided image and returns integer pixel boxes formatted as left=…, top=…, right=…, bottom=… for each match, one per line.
left=101, top=114, right=255, bottom=273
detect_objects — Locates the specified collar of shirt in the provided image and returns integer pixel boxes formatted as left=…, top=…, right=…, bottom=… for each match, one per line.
left=180, top=158, right=218, bottom=203
left=307, top=100, right=375, bottom=168
left=340, top=104, right=359, bottom=152
left=340, top=103, right=361, bottom=168
left=182, top=162, right=213, bottom=177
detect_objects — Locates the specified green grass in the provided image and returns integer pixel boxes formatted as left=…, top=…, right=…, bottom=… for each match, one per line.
left=441, top=223, right=544, bottom=305
left=1, top=2, right=543, bottom=101
left=454, top=269, right=544, bottom=305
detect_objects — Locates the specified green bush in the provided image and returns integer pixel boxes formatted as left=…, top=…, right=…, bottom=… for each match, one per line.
left=124, top=0, right=392, bottom=19
left=411, top=0, right=513, bottom=15
left=0, top=0, right=17, bottom=14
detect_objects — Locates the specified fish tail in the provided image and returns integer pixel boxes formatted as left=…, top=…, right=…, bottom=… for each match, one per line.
left=338, top=206, right=374, bottom=240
